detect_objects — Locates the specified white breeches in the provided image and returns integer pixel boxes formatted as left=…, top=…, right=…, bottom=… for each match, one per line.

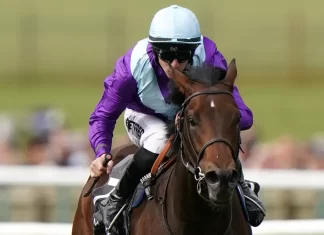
left=123, top=108, right=169, bottom=154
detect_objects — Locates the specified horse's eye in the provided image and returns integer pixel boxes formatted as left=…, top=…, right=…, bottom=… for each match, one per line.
left=188, top=117, right=197, bottom=127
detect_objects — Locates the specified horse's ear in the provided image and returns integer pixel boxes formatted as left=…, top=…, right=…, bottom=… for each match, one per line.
left=223, top=59, right=237, bottom=86
left=167, top=63, right=192, bottom=94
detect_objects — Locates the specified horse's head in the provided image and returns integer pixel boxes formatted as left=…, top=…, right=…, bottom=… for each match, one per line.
left=168, top=59, right=241, bottom=206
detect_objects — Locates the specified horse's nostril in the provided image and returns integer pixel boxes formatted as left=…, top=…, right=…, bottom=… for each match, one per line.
left=205, top=169, right=238, bottom=185
left=205, top=171, right=219, bottom=184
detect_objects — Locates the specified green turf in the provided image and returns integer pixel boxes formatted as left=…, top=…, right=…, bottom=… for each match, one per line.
left=1, top=0, right=324, bottom=141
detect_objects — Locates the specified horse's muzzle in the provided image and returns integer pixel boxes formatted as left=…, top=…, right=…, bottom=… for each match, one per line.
left=204, top=169, right=238, bottom=203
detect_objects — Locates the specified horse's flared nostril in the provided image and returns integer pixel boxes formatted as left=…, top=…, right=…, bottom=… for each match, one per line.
left=205, top=169, right=238, bottom=185
left=205, top=171, right=219, bottom=185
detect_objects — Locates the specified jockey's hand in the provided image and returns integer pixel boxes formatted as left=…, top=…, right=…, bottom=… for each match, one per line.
left=90, top=154, right=114, bottom=177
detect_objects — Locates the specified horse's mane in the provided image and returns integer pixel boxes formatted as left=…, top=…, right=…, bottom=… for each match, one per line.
left=166, top=64, right=227, bottom=142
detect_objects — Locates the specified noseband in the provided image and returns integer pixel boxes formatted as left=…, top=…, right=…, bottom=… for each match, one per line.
left=174, top=89, right=241, bottom=182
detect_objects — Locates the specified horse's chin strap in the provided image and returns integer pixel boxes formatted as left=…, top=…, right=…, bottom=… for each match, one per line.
left=179, top=141, right=205, bottom=181
left=176, top=111, right=206, bottom=183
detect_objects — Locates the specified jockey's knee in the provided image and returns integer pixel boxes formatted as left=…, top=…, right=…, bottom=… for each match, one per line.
left=133, top=146, right=158, bottom=172
left=143, top=131, right=168, bottom=154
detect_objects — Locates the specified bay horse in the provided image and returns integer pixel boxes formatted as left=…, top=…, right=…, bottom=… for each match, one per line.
left=72, top=59, right=252, bottom=235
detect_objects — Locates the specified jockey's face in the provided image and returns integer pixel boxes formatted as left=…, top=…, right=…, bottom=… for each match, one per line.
left=153, top=43, right=195, bottom=78
left=159, top=57, right=189, bottom=78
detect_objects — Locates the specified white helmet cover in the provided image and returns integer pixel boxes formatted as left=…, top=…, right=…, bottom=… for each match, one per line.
left=148, top=5, right=202, bottom=44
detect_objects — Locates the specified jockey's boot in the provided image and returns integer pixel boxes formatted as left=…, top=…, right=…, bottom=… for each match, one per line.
left=100, top=147, right=158, bottom=234
left=236, top=157, right=266, bottom=227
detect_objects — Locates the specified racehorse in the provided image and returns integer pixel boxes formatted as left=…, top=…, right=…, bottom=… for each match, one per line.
left=72, top=59, right=252, bottom=235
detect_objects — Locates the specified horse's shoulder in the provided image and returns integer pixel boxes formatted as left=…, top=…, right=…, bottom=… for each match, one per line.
left=153, top=163, right=176, bottom=200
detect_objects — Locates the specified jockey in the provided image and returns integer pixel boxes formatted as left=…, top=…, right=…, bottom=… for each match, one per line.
left=89, top=5, right=266, bottom=233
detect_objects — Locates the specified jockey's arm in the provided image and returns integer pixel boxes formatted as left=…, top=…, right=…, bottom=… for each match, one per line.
left=232, top=86, right=253, bottom=130
left=204, top=38, right=253, bottom=130
left=88, top=53, right=137, bottom=158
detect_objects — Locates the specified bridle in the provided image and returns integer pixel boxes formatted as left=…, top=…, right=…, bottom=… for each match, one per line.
left=163, top=88, right=242, bottom=235
left=174, top=89, right=242, bottom=181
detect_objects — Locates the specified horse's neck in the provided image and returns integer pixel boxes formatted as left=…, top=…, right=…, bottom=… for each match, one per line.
left=166, top=153, right=233, bottom=234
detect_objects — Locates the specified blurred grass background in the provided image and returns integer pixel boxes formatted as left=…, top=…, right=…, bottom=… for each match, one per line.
left=1, top=0, right=323, bottom=140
